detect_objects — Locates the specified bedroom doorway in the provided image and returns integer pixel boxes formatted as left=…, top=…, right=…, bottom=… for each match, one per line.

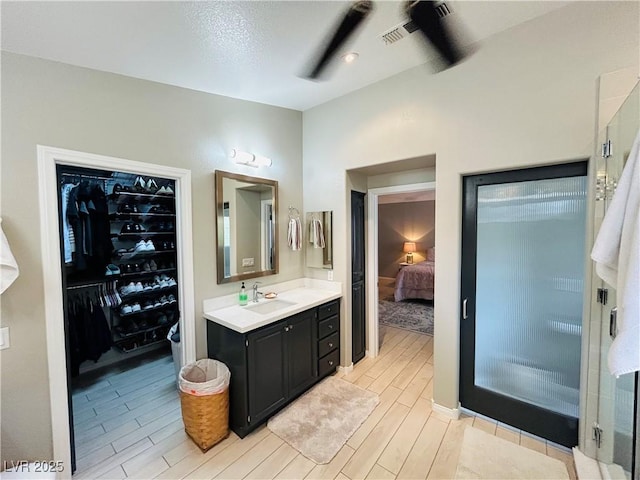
left=366, top=181, right=436, bottom=358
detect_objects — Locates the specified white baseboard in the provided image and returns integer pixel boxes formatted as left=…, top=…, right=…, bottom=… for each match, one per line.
left=338, top=363, right=354, bottom=374
left=572, top=447, right=602, bottom=480
left=432, top=400, right=461, bottom=420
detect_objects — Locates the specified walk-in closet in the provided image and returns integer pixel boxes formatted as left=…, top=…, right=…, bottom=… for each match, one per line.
left=56, top=164, right=182, bottom=474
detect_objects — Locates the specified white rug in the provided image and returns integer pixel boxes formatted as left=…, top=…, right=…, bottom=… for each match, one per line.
left=267, top=376, right=379, bottom=464
left=455, top=427, right=570, bottom=479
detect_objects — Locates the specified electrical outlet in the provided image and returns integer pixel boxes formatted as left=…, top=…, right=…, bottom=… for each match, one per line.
left=328, top=270, right=334, bottom=281
left=242, top=258, right=254, bottom=267
left=0, top=327, right=10, bottom=350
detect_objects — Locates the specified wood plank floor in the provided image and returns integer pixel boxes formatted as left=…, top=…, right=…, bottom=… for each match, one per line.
left=71, top=327, right=577, bottom=479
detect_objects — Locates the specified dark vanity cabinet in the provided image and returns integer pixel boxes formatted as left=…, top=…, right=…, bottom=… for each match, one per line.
left=207, top=299, right=340, bottom=438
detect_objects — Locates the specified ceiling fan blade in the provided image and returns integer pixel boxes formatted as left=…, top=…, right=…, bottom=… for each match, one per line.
left=405, top=0, right=465, bottom=67
left=305, top=0, right=374, bottom=80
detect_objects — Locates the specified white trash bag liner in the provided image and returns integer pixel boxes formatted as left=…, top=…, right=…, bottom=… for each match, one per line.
left=179, top=358, right=230, bottom=396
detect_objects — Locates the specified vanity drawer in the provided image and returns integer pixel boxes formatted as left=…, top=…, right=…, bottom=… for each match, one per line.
left=318, top=349, right=340, bottom=378
left=318, top=315, right=338, bottom=339
left=318, top=301, right=339, bottom=320
left=318, top=331, right=339, bottom=358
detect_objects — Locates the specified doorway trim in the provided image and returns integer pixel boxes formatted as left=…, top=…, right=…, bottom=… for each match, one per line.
left=37, top=145, right=196, bottom=476
left=365, top=181, right=436, bottom=358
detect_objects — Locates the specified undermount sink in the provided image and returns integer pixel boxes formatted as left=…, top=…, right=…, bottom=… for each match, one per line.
left=245, top=299, right=296, bottom=315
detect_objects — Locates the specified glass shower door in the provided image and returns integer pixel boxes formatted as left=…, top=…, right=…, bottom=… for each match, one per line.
left=595, top=81, right=639, bottom=479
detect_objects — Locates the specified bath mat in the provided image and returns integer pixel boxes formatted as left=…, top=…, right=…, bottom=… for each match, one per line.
left=267, top=376, right=379, bottom=464
left=455, top=426, right=569, bottom=479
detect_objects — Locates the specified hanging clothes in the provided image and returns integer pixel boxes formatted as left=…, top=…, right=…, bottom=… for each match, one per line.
left=288, top=216, right=302, bottom=250
left=67, top=292, right=112, bottom=377
left=591, top=128, right=640, bottom=377
left=309, top=217, right=325, bottom=249
left=61, top=183, right=76, bottom=264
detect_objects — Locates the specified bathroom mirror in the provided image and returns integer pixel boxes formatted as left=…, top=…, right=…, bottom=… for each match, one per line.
left=305, top=211, right=333, bottom=269
left=215, top=170, right=278, bottom=284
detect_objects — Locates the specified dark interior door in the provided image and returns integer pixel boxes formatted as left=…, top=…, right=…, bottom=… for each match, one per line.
left=351, top=191, right=366, bottom=364
left=460, top=161, right=588, bottom=447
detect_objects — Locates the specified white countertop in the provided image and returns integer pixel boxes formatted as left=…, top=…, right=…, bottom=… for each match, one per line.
left=204, top=279, right=342, bottom=333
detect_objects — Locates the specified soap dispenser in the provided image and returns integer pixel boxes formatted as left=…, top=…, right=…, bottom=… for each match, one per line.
left=239, top=282, right=248, bottom=306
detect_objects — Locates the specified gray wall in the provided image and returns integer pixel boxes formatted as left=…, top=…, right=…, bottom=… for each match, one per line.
left=0, top=52, right=302, bottom=462
left=378, top=201, right=435, bottom=278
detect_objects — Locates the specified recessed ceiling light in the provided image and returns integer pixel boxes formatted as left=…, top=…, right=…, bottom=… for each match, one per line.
left=342, top=52, right=359, bottom=64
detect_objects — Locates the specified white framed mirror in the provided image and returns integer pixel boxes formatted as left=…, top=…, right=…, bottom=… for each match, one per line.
left=215, top=170, right=278, bottom=284
left=305, top=211, right=333, bottom=269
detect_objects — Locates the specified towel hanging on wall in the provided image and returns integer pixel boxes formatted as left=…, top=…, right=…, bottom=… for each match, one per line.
left=591, top=128, right=640, bottom=377
left=288, top=216, right=302, bottom=251
left=0, top=218, right=19, bottom=294
left=309, top=217, right=325, bottom=249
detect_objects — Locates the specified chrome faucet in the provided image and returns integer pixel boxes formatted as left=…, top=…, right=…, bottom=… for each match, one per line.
left=252, top=282, right=263, bottom=303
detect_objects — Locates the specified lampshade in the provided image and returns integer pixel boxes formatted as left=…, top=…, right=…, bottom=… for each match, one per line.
left=230, top=149, right=272, bottom=167
left=403, top=242, right=416, bottom=253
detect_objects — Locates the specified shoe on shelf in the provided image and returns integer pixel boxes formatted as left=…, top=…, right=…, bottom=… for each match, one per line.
left=143, top=301, right=154, bottom=310
left=163, top=185, right=174, bottom=195
left=145, top=240, right=155, bottom=251
left=167, top=277, right=177, bottom=287
left=168, top=294, right=177, bottom=303
left=120, top=223, right=134, bottom=234
left=150, top=260, right=158, bottom=271
left=120, top=282, right=136, bottom=295
left=105, top=264, right=121, bottom=276
left=121, top=304, right=133, bottom=315
left=135, top=281, right=144, bottom=292
left=134, top=240, right=147, bottom=253
left=142, top=262, right=151, bottom=272
left=147, top=178, right=159, bottom=193
left=131, top=302, right=142, bottom=312
left=143, top=283, right=153, bottom=291
left=159, top=295, right=169, bottom=305
left=154, top=298, right=163, bottom=308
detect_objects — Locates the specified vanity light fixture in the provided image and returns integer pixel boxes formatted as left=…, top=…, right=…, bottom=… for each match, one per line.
left=403, top=241, right=416, bottom=264
left=230, top=149, right=272, bottom=168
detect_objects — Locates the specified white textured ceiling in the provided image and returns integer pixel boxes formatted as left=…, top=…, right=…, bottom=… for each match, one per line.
left=1, top=1, right=569, bottom=111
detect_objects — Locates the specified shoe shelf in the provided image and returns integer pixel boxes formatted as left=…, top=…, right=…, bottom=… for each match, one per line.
left=116, top=249, right=176, bottom=260
left=118, top=267, right=177, bottom=278
left=115, top=335, right=170, bottom=353
left=114, top=321, right=172, bottom=339
left=119, top=284, right=178, bottom=301
left=113, top=232, right=176, bottom=239
left=109, top=212, right=176, bottom=220
left=108, top=192, right=175, bottom=204
left=119, top=301, right=178, bottom=318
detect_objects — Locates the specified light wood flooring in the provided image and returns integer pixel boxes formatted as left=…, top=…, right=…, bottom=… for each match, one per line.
left=71, top=326, right=577, bottom=479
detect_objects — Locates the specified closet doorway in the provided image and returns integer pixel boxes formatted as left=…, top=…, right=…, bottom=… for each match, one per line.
left=38, top=146, right=195, bottom=475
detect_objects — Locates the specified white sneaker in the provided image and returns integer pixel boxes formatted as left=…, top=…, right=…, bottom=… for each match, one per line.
left=156, top=186, right=168, bottom=195
left=121, top=282, right=136, bottom=295
left=145, top=240, right=155, bottom=251
left=167, top=277, right=177, bottom=286
left=134, top=240, right=147, bottom=253
left=131, top=302, right=141, bottom=312
left=121, top=304, right=133, bottom=315
left=164, top=185, right=174, bottom=195
left=135, top=282, right=144, bottom=292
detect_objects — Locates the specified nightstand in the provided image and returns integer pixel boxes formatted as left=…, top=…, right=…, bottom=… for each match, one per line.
left=399, top=262, right=411, bottom=270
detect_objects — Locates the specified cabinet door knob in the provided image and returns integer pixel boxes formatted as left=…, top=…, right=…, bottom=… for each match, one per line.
left=289, top=325, right=293, bottom=330
left=328, top=324, right=333, bottom=329
left=328, top=342, right=333, bottom=348
left=284, top=326, right=289, bottom=332
left=328, top=360, right=334, bottom=366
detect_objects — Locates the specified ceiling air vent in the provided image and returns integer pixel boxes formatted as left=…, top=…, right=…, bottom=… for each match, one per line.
left=380, top=2, right=451, bottom=45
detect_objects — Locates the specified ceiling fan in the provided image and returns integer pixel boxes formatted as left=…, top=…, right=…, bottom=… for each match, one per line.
left=304, top=0, right=469, bottom=80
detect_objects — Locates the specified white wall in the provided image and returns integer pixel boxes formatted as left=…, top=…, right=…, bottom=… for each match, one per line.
left=0, top=52, right=302, bottom=462
left=302, top=1, right=639, bottom=410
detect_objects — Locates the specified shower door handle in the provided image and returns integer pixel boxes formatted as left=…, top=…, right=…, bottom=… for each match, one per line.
left=462, top=298, right=468, bottom=320
left=609, top=307, right=617, bottom=339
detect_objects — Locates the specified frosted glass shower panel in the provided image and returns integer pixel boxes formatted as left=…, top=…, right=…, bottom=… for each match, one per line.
left=474, top=176, right=587, bottom=418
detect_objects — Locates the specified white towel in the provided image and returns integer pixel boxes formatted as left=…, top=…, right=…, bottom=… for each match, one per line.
left=0, top=218, right=19, bottom=294
left=309, top=218, right=325, bottom=248
left=591, top=128, right=640, bottom=377
left=288, top=217, right=302, bottom=251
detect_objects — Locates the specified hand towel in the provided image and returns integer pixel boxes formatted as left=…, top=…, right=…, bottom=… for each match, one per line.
left=591, top=128, right=640, bottom=377
left=309, top=218, right=325, bottom=248
left=288, top=217, right=302, bottom=251
left=0, top=218, right=19, bottom=294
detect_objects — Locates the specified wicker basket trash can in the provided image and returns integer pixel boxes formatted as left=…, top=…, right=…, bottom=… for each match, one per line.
left=178, top=359, right=231, bottom=452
